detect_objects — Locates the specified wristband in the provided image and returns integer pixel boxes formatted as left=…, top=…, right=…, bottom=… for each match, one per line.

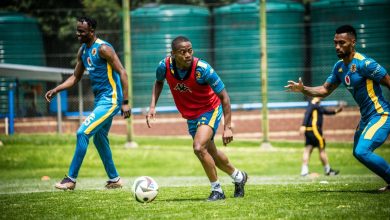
left=122, top=100, right=129, bottom=105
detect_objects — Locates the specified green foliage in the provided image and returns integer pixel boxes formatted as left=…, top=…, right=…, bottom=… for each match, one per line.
left=0, top=134, right=389, bottom=219
left=82, top=0, right=122, bottom=50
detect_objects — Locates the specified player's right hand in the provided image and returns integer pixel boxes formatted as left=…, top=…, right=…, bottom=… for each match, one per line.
left=146, top=107, right=156, bottom=128
left=45, top=89, right=57, bottom=102
left=285, top=77, right=304, bottom=92
left=222, top=127, right=233, bottom=146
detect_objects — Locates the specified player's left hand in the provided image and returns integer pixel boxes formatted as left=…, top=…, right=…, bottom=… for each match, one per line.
left=121, top=104, right=131, bottom=119
left=146, top=107, right=156, bottom=128
left=222, top=127, right=233, bottom=146
left=285, top=77, right=304, bottom=92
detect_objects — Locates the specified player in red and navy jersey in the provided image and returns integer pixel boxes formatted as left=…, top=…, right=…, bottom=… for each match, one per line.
left=146, top=36, right=247, bottom=201
left=286, top=25, right=390, bottom=192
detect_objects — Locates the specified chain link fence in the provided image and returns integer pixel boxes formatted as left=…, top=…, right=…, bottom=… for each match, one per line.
left=1, top=1, right=390, bottom=121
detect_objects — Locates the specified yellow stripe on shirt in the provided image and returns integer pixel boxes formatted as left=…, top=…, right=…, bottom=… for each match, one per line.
left=169, top=57, right=174, bottom=75
left=107, top=63, right=117, bottom=105
left=354, top=52, right=365, bottom=61
left=312, top=110, right=324, bottom=149
left=366, top=79, right=384, bottom=114
left=95, top=38, right=104, bottom=44
left=84, top=62, right=118, bottom=135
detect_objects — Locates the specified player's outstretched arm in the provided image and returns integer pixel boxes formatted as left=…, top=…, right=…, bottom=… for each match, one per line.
left=45, top=47, right=85, bottom=102
left=284, top=77, right=338, bottom=98
left=146, top=80, right=164, bottom=128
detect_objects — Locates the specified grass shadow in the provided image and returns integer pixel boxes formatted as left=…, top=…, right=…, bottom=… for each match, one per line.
left=158, top=197, right=221, bottom=202
left=304, top=189, right=383, bottom=194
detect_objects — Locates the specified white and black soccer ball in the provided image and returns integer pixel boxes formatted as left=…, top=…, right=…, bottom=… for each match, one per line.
left=131, top=176, right=159, bottom=203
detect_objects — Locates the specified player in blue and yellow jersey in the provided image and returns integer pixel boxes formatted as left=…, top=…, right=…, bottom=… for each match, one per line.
left=45, top=16, right=131, bottom=190
left=300, top=97, right=343, bottom=177
left=286, top=25, right=390, bottom=192
left=146, top=36, right=247, bottom=201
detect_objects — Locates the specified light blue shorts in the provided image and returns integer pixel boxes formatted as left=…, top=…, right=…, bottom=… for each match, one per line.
left=355, top=113, right=390, bottom=150
left=187, top=105, right=223, bottom=139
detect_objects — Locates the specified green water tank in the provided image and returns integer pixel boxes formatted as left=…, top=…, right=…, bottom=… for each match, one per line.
left=0, top=12, right=47, bottom=117
left=214, top=1, right=305, bottom=104
left=0, top=12, right=46, bottom=65
left=131, top=4, right=211, bottom=108
left=311, top=0, right=390, bottom=104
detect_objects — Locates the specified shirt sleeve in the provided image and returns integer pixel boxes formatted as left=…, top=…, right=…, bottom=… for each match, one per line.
left=325, top=61, right=342, bottom=84
left=155, top=59, right=166, bottom=82
left=196, top=60, right=225, bottom=94
left=360, top=58, right=387, bottom=83
left=302, top=103, right=312, bottom=127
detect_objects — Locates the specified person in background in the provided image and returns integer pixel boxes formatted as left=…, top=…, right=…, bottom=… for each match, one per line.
left=300, top=97, right=343, bottom=176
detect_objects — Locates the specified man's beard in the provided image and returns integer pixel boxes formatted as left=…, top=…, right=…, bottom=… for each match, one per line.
left=337, top=53, right=345, bottom=58
left=337, top=50, right=351, bottom=58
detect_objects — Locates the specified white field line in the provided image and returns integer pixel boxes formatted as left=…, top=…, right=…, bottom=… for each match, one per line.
left=0, top=175, right=380, bottom=195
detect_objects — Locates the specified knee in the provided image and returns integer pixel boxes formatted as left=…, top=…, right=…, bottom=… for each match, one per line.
left=93, top=132, right=102, bottom=143
left=353, top=147, right=372, bottom=162
left=76, top=130, right=88, bottom=140
left=193, top=142, right=207, bottom=158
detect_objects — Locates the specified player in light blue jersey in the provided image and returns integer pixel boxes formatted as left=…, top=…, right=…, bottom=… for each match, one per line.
left=45, top=16, right=131, bottom=190
left=285, top=25, right=390, bottom=192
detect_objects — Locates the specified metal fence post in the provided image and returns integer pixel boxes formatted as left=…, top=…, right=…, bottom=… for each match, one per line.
left=56, top=85, right=62, bottom=134
left=7, top=82, right=14, bottom=135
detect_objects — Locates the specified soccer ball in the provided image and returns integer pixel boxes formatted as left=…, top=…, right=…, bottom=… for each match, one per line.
left=131, top=176, right=159, bottom=203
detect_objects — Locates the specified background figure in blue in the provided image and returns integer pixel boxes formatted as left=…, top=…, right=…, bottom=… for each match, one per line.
left=286, top=25, right=390, bottom=191
left=45, top=16, right=131, bottom=190
left=300, top=97, right=343, bottom=176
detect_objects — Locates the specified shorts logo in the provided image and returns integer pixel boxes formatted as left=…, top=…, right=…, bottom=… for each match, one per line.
left=92, top=48, right=97, bottom=56
left=345, top=75, right=351, bottom=86
left=87, top=57, right=92, bottom=66
left=350, top=64, right=356, bottom=73
left=174, top=83, right=192, bottom=93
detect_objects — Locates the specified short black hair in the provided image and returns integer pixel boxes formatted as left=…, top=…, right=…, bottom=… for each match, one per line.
left=336, top=25, right=356, bottom=39
left=171, top=36, right=191, bottom=51
left=77, top=16, right=97, bottom=30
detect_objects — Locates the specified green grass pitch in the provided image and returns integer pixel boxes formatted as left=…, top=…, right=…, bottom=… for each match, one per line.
left=0, top=134, right=389, bottom=219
